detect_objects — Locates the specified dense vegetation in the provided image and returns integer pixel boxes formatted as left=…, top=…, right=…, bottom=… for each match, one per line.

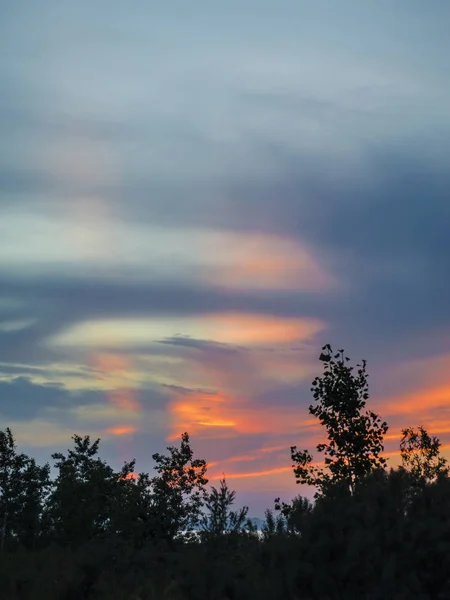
left=2, top=345, right=450, bottom=599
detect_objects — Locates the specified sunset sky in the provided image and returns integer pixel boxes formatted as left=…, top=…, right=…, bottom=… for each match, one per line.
left=1, top=1, right=450, bottom=515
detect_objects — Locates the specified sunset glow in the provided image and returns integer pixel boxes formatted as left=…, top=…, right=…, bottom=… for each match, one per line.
left=2, top=0, right=449, bottom=517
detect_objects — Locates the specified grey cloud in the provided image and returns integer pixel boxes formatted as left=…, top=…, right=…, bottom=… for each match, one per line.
left=0, top=377, right=102, bottom=421
left=157, top=336, right=247, bottom=355
left=161, top=384, right=217, bottom=396
left=0, top=272, right=326, bottom=368
left=0, top=166, right=55, bottom=198
left=0, top=274, right=324, bottom=320
left=215, top=133, right=450, bottom=351
left=0, top=365, right=46, bottom=376
left=0, top=375, right=170, bottom=434
left=252, top=380, right=313, bottom=410
left=1, top=127, right=450, bottom=377
left=136, top=386, right=171, bottom=413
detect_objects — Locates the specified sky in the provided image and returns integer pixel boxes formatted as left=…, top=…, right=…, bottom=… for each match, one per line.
left=1, top=1, right=450, bottom=516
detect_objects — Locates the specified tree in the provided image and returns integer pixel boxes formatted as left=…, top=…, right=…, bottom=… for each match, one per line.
left=201, top=478, right=249, bottom=536
left=149, top=432, right=208, bottom=541
left=274, top=494, right=313, bottom=535
left=400, top=425, right=449, bottom=484
left=0, top=427, right=50, bottom=551
left=406, top=474, right=450, bottom=598
left=291, top=345, right=388, bottom=497
left=261, top=509, right=286, bottom=539
left=47, top=434, right=134, bottom=545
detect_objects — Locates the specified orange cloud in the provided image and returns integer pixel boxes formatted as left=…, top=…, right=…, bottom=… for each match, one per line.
left=206, top=453, right=334, bottom=486
left=209, top=466, right=293, bottom=480
left=227, top=453, right=261, bottom=464
left=168, top=390, right=241, bottom=440
left=374, top=352, right=450, bottom=426
left=168, top=387, right=308, bottom=442
left=220, top=445, right=290, bottom=466
left=200, top=312, right=324, bottom=347
left=380, top=384, right=450, bottom=417
left=107, top=425, right=137, bottom=436
left=204, top=231, right=335, bottom=293
left=163, top=304, right=322, bottom=448
left=165, top=309, right=325, bottom=488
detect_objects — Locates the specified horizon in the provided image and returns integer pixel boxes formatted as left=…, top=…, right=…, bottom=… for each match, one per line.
left=1, top=1, right=450, bottom=517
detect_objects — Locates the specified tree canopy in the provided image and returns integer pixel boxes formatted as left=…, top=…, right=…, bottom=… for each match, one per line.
left=291, top=345, right=388, bottom=496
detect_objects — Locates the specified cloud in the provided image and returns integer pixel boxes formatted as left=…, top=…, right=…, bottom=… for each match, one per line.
left=200, top=231, right=336, bottom=293
left=105, top=425, right=138, bottom=436
left=375, top=353, right=450, bottom=428
left=47, top=311, right=325, bottom=352
left=164, top=331, right=321, bottom=446
left=0, top=368, right=170, bottom=449
left=0, top=377, right=101, bottom=421
left=158, top=336, right=245, bottom=354
left=6, top=419, right=95, bottom=449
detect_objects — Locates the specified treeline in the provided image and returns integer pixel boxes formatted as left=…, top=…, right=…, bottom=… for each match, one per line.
left=2, top=345, right=450, bottom=599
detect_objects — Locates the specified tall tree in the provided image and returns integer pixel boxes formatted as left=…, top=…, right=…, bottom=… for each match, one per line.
left=149, top=432, right=208, bottom=541
left=0, top=427, right=50, bottom=551
left=291, top=345, right=388, bottom=496
left=47, top=434, right=133, bottom=545
left=275, top=494, right=313, bottom=535
left=261, top=508, right=286, bottom=539
left=201, top=478, right=249, bottom=536
left=400, top=425, right=449, bottom=484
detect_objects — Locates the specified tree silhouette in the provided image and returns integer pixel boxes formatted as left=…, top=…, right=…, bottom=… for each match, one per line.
left=47, top=434, right=135, bottom=545
left=201, top=478, right=249, bottom=536
left=291, top=345, right=388, bottom=497
left=400, top=425, right=449, bottom=484
left=150, top=432, right=208, bottom=541
left=0, top=427, right=50, bottom=551
left=274, top=494, right=313, bottom=535
left=261, top=508, right=286, bottom=539
left=406, top=474, right=450, bottom=598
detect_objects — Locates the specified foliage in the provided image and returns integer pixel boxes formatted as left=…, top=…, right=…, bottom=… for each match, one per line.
left=291, top=345, right=388, bottom=496
left=400, top=424, right=449, bottom=484
left=0, top=427, right=50, bottom=552
left=200, top=478, right=249, bottom=536
left=261, top=508, right=286, bottom=539
left=275, top=494, right=313, bottom=534
left=46, top=434, right=137, bottom=546
left=150, top=432, right=208, bottom=541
